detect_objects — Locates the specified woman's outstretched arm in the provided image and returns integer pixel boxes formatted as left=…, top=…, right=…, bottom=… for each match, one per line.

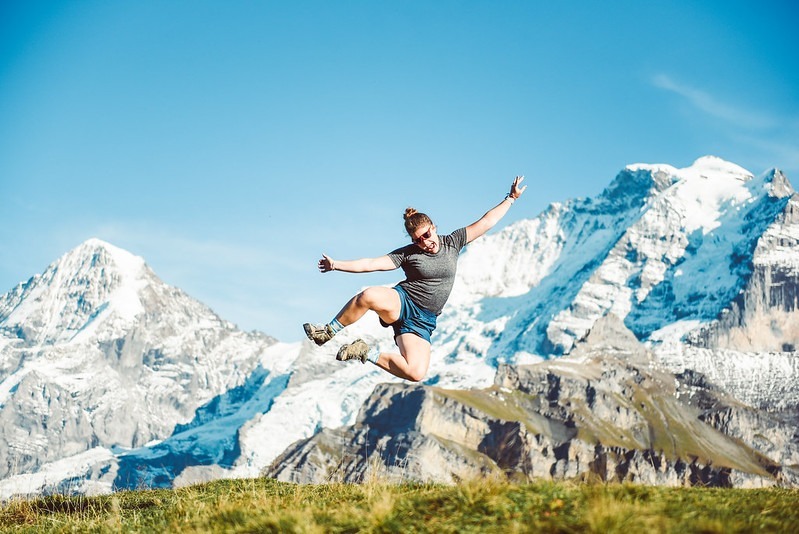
left=465, top=175, right=527, bottom=244
left=317, top=254, right=397, bottom=273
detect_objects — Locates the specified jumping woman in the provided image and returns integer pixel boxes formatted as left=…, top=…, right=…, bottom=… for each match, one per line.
left=303, top=176, right=527, bottom=382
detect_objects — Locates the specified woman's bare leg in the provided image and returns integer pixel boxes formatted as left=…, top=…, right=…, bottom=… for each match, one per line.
left=372, top=333, right=431, bottom=382
left=305, top=287, right=404, bottom=347
left=335, top=286, right=401, bottom=326
left=331, top=288, right=433, bottom=382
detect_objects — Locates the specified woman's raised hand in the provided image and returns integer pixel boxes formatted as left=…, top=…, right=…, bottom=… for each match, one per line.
left=509, top=175, right=527, bottom=200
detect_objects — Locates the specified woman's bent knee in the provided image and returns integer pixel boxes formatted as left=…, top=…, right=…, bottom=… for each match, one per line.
left=403, top=354, right=430, bottom=382
left=406, top=368, right=427, bottom=382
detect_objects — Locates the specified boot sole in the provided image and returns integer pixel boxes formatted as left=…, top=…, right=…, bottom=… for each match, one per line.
left=303, top=323, right=330, bottom=346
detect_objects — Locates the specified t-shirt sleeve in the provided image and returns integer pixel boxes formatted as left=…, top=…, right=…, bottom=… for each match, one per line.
left=451, top=227, right=467, bottom=251
left=387, top=245, right=410, bottom=267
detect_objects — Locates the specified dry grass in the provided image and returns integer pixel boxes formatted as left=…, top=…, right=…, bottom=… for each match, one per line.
left=1, top=477, right=798, bottom=532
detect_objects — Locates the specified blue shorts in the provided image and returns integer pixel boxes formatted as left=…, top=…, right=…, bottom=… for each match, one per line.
left=379, top=285, right=437, bottom=343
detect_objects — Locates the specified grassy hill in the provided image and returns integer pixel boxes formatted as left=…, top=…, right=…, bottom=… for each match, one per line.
left=2, top=477, right=798, bottom=532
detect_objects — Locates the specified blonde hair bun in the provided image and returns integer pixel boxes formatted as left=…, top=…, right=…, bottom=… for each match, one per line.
left=403, top=207, right=432, bottom=235
left=403, top=207, right=418, bottom=221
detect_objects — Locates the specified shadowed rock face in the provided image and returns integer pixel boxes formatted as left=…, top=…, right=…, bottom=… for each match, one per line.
left=689, top=190, right=799, bottom=352
left=267, top=315, right=799, bottom=488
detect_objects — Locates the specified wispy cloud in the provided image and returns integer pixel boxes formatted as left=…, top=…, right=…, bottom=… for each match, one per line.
left=652, top=74, right=799, bottom=175
left=652, top=74, right=776, bottom=130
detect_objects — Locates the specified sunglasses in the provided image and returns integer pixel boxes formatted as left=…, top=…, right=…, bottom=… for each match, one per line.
left=413, top=227, right=433, bottom=244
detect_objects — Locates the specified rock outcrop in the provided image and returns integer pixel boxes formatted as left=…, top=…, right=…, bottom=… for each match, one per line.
left=688, top=180, right=799, bottom=352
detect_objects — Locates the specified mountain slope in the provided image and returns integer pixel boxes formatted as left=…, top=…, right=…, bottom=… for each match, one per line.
left=268, top=315, right=798, bottom=487
left=0, top=239, right=281, bottom=491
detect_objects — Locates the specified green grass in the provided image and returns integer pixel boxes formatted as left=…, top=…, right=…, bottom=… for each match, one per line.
left=2, top=477, right=798, bottom=533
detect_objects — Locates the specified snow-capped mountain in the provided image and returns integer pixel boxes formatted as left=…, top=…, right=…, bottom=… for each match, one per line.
left=2, top=156, right=798, bottom=496
left=443, top=156, right=799, bottom=409
left=449, top=156, right=794, bottom=356
left=0, top=239, right=280, bottom=495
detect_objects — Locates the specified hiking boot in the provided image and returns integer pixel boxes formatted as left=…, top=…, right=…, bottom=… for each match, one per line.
left=303, top=323, right=335, bottom=346
left=336, top=339, right=369, bottom=363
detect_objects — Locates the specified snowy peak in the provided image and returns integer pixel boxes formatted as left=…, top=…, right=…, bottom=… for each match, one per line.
left=73, top=238, right=146, bottom=271
left=0, top=238, right=151, bottom=345
left=593, top=155, right=753, bottom=216
left=618, top=156, right=786, bottom=239
left=54, top=239, right=149, bottom=292
left=595, top=165, right=676, bottom=215
left=688, top=155, right=753, bottom=180
left=763, top=168, right=794, bottom=198
left=626, top=155, right=753, bottom=182
left=616, top=156, right=759, bottom=231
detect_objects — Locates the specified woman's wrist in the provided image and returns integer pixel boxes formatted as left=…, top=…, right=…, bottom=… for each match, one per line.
left=504, top=193, right=515, bottom=204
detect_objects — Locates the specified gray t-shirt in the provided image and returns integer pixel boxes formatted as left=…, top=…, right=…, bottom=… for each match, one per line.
left=387, top=227, right=468, bottom=315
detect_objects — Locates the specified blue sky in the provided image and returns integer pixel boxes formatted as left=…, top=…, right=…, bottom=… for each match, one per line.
left=1, top=0, right=797, bottom=342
